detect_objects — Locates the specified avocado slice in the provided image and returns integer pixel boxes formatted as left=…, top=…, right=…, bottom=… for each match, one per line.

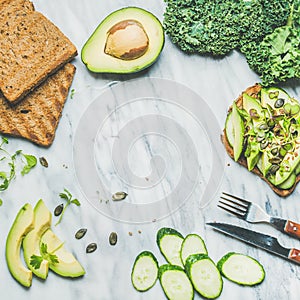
left=23, top=199, right=52, bottom=280
left=260, top=87, right=291, bottom=110
left=231, top=102, right=245, bottom=161
left=6, top=203, right=34, bottom=288
left=41, top=229, right=85, bottom=278
left=81, top=7, right=164, bottom=74
left=243, top=93, right=264, bottom=118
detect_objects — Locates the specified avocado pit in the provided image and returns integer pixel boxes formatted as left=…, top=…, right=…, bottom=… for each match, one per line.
left=104, top=19, right=149, bottom=60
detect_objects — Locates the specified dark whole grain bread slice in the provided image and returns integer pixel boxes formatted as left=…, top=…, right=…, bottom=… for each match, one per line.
left=0, top=0, right=77, bottom=103
left=0, top=63, right=76, bottom=147
left=222, top=83, right=300, bottom=197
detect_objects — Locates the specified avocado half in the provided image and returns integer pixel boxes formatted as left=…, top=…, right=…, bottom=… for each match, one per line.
left=81, top=7, right=165, bottom=74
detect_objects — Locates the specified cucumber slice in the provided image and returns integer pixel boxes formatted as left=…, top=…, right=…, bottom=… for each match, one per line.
left=157, top=227, right=184, bottom=267
left=225, top=111, right=234, bottom=147
left=185, top=254, right=223, bottom=299
left=277, top=171, right=296, bottom=190
left=217, top=252, right=265, bottom=286
left=180, top=234, right=207, bottom=266
left=158, top=264, right=194, bottom=300
left=131, top=251, right=159, bottom=292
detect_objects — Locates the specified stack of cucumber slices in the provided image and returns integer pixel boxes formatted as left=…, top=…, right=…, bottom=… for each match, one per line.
left=131, top=227, right=265, bottom=299
left=225, top=85, right=300, bottom=191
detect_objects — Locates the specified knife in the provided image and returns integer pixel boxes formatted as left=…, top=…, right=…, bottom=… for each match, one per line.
left=206, top=222, right=300, bottom=264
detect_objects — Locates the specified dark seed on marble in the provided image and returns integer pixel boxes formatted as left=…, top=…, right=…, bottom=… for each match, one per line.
left=109, top=232, right=118, bottom=246
left=75, top=228, right=87, bottom=239
left=86, top=243, right=97, bottom=253
left=39, top=157, right=49, bottom=168
left=112, top=192, right=128, bottom=201
left=54, top=204, right=64, bottom=216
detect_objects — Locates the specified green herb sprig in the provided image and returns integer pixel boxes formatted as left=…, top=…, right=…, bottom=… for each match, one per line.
left=55, top=188, right=81, bottom=226
left=0, top=137, right=37, bottom=191
left=30, top=243, right=59, bottom=270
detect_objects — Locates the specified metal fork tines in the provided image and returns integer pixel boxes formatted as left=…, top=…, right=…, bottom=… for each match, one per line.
left=218, top=192, right=270, bottom=223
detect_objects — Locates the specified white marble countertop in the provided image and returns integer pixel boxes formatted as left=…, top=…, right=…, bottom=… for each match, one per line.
left=2, top=0, right=300, bottom=299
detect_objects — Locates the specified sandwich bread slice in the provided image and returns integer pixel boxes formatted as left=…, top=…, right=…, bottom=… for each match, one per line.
left=223, top=84, right=300, bottom=197
left=0, top=63, right=76, bottom=147
left=0, top=0, right=77, bottom=103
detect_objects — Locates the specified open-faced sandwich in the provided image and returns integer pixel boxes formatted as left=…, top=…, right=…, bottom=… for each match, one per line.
left=223, top=84, right=300, bottom=196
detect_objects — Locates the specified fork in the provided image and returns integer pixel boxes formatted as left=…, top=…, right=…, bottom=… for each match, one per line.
left=218, top=192, right=300, bottom=239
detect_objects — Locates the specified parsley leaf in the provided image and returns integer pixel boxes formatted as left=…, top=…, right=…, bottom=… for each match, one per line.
left=30, top=243, right=59, bottom=270
left=55, top=188, right=81, bottom=226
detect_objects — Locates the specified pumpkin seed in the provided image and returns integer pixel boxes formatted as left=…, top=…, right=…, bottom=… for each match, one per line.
left=112, top=192, right=128, bottom=201
left=86, top=243, right=97, bottom=253
left=249, top=108, right=259, bottom=119
left=54, top=204, right=64, bottom=216
left=259, top=123, right=269, bottom=131
left=109, top=232, right=118, bottom=246
left=39, top=157, right=48, bottom=168
left=271, top=147, right=279, bottom=156
left=268, top=164, right=280, bottom=174
left=75, top=228, right=87, bottom=239
left=260, top=140, right=269, bottom=150
left=269, top=156, right=282, bottom=164
left=274, top=98, right=285, bottom=108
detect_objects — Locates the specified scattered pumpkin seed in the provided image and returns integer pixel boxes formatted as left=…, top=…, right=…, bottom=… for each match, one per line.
left=112, top=191, right=128, bottom=201
left=75, top=228, right=87, bottom=239
left=86, top=243, right=97, bottom=253
left=271, top=147, right=279, bottom=156
left=54, top=204, right=64, bottom=216
left=109, top=232, right=118, bottom=246
left=39, top=157, right=48, bottom=168
left=274, top=98, right=285, bottom=108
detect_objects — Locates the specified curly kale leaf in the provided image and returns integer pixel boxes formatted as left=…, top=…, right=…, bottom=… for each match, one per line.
left=163, top=0, right=291, bottom=56
left=240, top=1, right=300, bottom=86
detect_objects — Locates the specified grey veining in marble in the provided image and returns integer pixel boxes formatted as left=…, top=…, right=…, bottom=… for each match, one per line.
left=1, top=0, right=300, bottom=299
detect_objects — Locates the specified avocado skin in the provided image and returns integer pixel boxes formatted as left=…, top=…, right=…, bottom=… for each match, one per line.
left=81, top=7, right=165, bottom=74
left=6, top=203, right=34, bottom=288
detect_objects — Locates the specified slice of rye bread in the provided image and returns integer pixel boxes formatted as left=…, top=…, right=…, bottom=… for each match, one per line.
left=0, top=63, right=76, bottom=147
left=221, top=83, right=300, bottom=197
left=0, top=0, right=77, bottom=104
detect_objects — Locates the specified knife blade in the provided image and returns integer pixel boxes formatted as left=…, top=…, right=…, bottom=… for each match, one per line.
left=206, top=222, right=300, bottom=264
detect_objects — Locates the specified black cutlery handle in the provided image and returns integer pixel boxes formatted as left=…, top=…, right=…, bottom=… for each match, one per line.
left=271, top=217, right=300, bottom=239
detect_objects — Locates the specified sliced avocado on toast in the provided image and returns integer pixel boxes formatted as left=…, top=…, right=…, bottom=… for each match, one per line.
left=224, top=84, right=300, bottom=196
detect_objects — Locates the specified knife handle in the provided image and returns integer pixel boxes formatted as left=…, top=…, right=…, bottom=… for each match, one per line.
left=270, top=218, right=300, bottom=239
left=284, top=220, right=300, bottom=239
left=289, top=248, right=300, bottom=264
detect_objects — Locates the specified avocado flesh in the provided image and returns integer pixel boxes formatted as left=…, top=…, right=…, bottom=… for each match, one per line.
left=81, top=7, right=164, bottom=74
left=23, top=199, right=52, bottom=279
left=6, top=203, right=34, bottom=287
left=231, top=102, right=244, bottom=161
left=41, top=229, right=85, bottom=278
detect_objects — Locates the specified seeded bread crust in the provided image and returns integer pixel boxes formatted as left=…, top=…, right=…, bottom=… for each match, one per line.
left=0, top=63, right=76, bottom=147
left=0, top=0, right=77, bottom=103
left=222, top=83, right=299, bottom=197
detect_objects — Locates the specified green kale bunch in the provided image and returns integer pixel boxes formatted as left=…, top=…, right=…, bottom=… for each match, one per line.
left=240, top=0, right=300, bottom=86
left=163, top=0, right=291, bottom=56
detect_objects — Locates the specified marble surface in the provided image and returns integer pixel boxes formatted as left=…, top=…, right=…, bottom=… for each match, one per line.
left=2, top=0, right=300, bottom=299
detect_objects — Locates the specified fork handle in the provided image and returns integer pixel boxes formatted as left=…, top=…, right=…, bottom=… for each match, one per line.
left=271, top=217, right=300, bottom=239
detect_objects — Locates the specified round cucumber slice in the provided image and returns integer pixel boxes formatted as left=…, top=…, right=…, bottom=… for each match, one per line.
left=180, top=234, right=207, bottom=266
left=131, top=251, right=159, bottom=292
left=158, top=264, right=194, bottom=300
left=185, top=254, right=223, bottom=299
left=217, top=252, right=265, bottom=286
